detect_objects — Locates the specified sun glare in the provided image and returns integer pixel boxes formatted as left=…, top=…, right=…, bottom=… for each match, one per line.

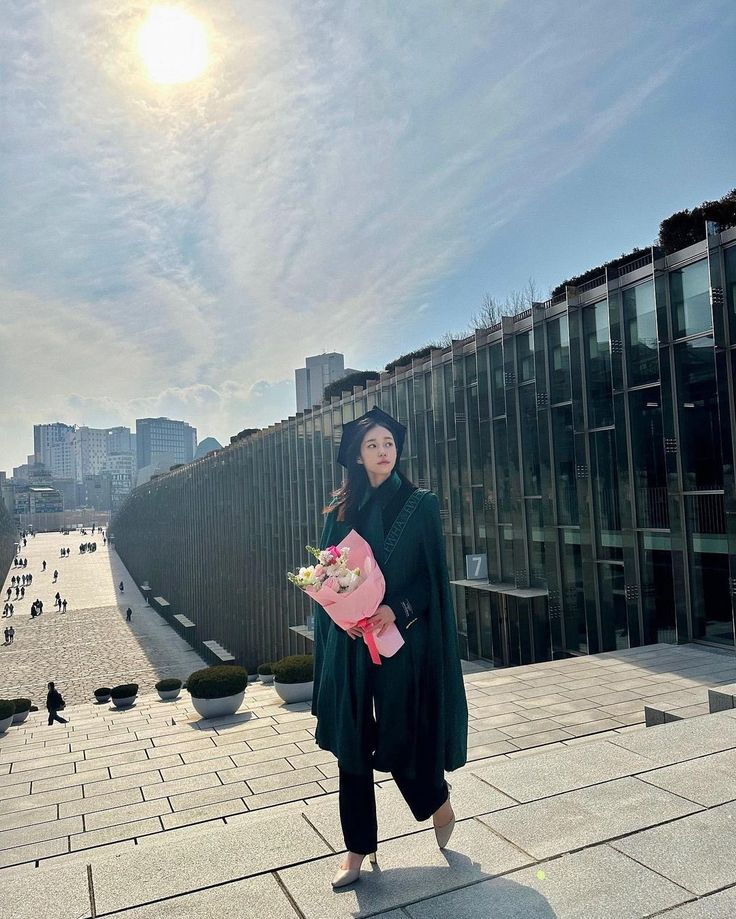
left=138, top=6, right=208, bottom=85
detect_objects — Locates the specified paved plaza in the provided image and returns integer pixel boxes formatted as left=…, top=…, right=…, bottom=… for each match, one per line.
left=2, top=534, right=736, bottom=916
left=1, top=532, right=207, bottom=705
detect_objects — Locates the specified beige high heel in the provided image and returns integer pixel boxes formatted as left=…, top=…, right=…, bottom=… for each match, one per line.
left=434, top=781, right=455, bottom=849
left=331, top=851, right=377, bottom=888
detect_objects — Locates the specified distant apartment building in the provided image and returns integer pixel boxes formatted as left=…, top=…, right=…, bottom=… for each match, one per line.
left=34, top=423, right=76, bottom=479
left=295, top=352, right=357, bottom=412
left=136, top=418, right=197, bottom=472
left=72, top=427, right=109, bottom=483
left=105, top=452, right=137, bottom=512
left=107, top=426, right=136, bottom=457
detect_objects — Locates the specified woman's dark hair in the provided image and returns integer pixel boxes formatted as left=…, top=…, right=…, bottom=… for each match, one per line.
left=323, top=418, right=414, bottom=522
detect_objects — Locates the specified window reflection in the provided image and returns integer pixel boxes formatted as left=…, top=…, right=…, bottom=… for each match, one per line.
left=685, top=494, right=732, bottom=646
left=590, top=429, right=622, bottom=560
left=559, top=529, right=587, bottom=653
left=598, top=562, right=628, bottom=650
left=628, top=389, right=669, bottom=529
left=639, top=533, right=676, bottom=644
left=674, top=336, right=723, bottom=491
left=726, top=246, right=736, bottom=340
left=516, top=331, right=535, bottom=383
left=547, top=315, right=571, bottom=403
left=518, top=385, right=541, bottom=495
left=670, top=259, right=711, bottom=339
left=551, top=404, right=578, bottom=525
left=583, top=301, right=613, bottom=428
left=490, top=343, right=505, bottom=416
left=525, top=498, right=545, bottom=586
left=623, top=281, right=658, bottom=385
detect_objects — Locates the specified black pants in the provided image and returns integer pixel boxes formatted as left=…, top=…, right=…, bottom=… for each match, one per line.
left=48, top=710, right=67, bottom=725
left=338, top=767, right=448, bottom=855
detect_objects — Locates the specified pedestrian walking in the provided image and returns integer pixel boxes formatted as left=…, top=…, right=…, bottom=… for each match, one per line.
left=8, top=626, right=14, bottom=644
left=20, top=586, right=25, bottom=599
left=38, top=599, right=43, bottom=613
left=8, top=604, right=13, bottom=617
left=5, top=587, right=10, bottom=600
left=42, top=560, right=47, bottom=571
left=125, top=607, right=132, bottom=622
left=62, top=599, right=67, bottom=613
left=46, top=682, right=68, bottom=726
left=53, top=569, right=59, bottom=582
left=3, top=627, right=8, bottom=644
left=311, top=407, right=467, bottom=889
left=119, top=581, right=124, bottom=592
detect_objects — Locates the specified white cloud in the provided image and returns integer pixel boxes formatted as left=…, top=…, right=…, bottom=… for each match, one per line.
left=1, top=0, right=729, bottom=470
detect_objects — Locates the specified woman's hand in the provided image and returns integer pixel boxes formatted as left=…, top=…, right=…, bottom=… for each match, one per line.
left=345, top=604, right=397, bottom=640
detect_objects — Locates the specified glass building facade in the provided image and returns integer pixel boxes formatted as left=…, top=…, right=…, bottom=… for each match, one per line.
left=113, top=228, right=736, bottom=671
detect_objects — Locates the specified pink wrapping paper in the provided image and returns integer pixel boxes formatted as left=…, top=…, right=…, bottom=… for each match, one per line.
left=305, top=529, right=404, bottom=664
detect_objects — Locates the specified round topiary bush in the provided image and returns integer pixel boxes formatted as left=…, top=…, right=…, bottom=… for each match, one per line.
left=257, top=663, right=273, bottom=676
left=95, top=687, right=112, bottom=696
left=110, top=684, right=139, bottom=699
left=0, top=700, right=15, bottom=720
left=155, top=678, right=182, bottom=692
left=186, top=666, right=248, bottom=699
left=272, top=655, right=314, bottom=684
left=10, top=698, right=31, bottom=713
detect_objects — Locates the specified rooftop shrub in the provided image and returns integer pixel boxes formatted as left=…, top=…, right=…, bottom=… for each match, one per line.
left=273, top=654, right=314, bottom=684
left=323, top=370, right=380, bottom=403
left=110, top=684, right=138, bottom=699
left=186, top=665, right=248, bottom=699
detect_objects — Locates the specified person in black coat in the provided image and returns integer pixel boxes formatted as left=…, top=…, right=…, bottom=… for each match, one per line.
left=46, top=682, right=68, bottom=726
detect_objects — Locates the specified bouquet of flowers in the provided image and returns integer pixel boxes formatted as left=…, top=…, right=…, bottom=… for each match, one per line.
left=287, top=529, right=404, bottom=665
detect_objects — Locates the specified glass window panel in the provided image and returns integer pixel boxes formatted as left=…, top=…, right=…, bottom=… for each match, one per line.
left=670, top=259, right=711, bottom=339
left=516, top=331, right=534, bottom=383
left=551, top=404, right=578, bottom=525
left=685, top=494, right=732, bottom=645
left=559, top=529, right=587, bottom=653
left=598, top=562, right=628, bottom=651
left=490, top=343, right=505, bottom=416
left=674, top=336, right=723, bottom=491
left=628, top=388, right=669, bottom=529
left=499, top=525, right=514, bottom=581
left=623, top=281, right=659, bottom=385
left=639, top=533, right=676, bottom=644
left=583, top=301, right=613, bottom=428
left=590, top=429, right=622, bottom=560
left=493, top=418, right=512, bottom=524
left=547, top=315, right=571, bottom=403
left=726, top=245, right=736, bottom=339
left=525, top=498, right=545, bottom=586
left=518, top=385, right=541, bottom=495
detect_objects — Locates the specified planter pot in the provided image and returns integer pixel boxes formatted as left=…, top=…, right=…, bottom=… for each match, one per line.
left=111, top=695, right=137, bottom=708
left=94, top=694, right=111, bottom=704
left=259, top=674, right=274, bottom=685
left=274, top=680, right=313, bottom=704
left=247, top=674, right=258, bottom=683
left=0, top=714, right=13, bottom=734
left=190, top=691, right=245, bottom=719
left=157, top=689, right=181, bottom=701
left=12, top=709, right=30, bottom=724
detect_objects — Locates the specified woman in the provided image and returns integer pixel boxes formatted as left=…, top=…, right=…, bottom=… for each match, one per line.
left=311, top=406, right=468, bottom=889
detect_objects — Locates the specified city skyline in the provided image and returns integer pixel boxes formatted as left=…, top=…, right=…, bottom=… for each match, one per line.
left=2, top=1, right=735, bottom=473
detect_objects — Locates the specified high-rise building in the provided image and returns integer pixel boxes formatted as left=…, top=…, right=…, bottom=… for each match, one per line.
left=136, top=418, right=197, bottom=471
left=105, top=452, right=137, bottom=512
left=295, top=352, right=352, bottom=412
left=107, top=426, right=136, bottom=456
left=72, top=427, right=109, bottom=483
left=34, top=423, right=76, bottom=479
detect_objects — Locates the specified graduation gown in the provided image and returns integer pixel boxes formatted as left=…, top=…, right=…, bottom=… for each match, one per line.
left=311, top=471, right=468, bottom=780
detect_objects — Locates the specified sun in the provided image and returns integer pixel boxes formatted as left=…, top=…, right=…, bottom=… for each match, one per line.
left=137, top=6, right=208, bottom=85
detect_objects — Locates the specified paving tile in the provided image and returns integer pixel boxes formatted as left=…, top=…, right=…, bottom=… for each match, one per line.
left=608, top=711, right=736, bottom=766
left=218, top=757, right=294, bottom=785
left=0, top=803, right=59, bottom=832
left=161, top=797, right=248, bottom=829
left=159, top=755, right=235, bottom=782
left=109, top=873, right=300, bottom=918
left=76, top=748, right=149, bottom=773
left=0, top=836, right=69, bottom=869
left=508, top=729, right=574, bottom=750
left=32, top=768, right=109, bottom=794
left=0, top=814, right=83, bottom=851
left=478, top=776, right=701, bottom=859
left=109, top=753, right=181, bottom=777
left=0, top=784, right=82, bottom=816
left=60, top=787, right=144, bottom=818
left=466, top=741, right=519, bottom=761
left=247, top=782, right=326, bottom=810
left=562, top=718, right=625, bottom=738
left=403, top=843, right=691, bottom=919
left=247, top=729, right=315, bottom=751
left=83, top=797, right=171, bottom=831
left=0, top=858, right=91, bottom=919
left=610, top=801, right=736, bottom=895
left=165, top=780, right=251, bottom=812
left=471, top=740, right=655, bottom=802
left=140, top=771, right=221, bottom=801
left=660, top=887, right=736, bottom=918
left=278, top=818, right=532, bottom=919
left=69, top=816, right=164, bottom=851
left=7, top=763, right=76, bottom=787
left=497, top=718, right=565, bottom=739
left=90, top=811, right=330, bottom=913
left=636, top=749, right=736, bottom=807
left=8, top=751, right=86, bottom=773
left=229, top=744, right=303, bottom=768
left=83, top=771, right=163, bottom=797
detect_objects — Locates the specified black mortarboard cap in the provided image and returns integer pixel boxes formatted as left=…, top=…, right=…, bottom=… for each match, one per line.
left=337, top=406, right=407, bottom=468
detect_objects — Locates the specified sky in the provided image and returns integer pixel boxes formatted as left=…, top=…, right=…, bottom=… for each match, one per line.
left=1, top=0, right=734, bottom=473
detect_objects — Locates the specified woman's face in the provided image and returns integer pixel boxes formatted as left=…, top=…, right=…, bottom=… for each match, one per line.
left=357, top=424, right=397, bottom=485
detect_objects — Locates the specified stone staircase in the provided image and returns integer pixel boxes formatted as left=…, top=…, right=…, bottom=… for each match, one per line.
left=3, top=648, right=736, bottom=918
